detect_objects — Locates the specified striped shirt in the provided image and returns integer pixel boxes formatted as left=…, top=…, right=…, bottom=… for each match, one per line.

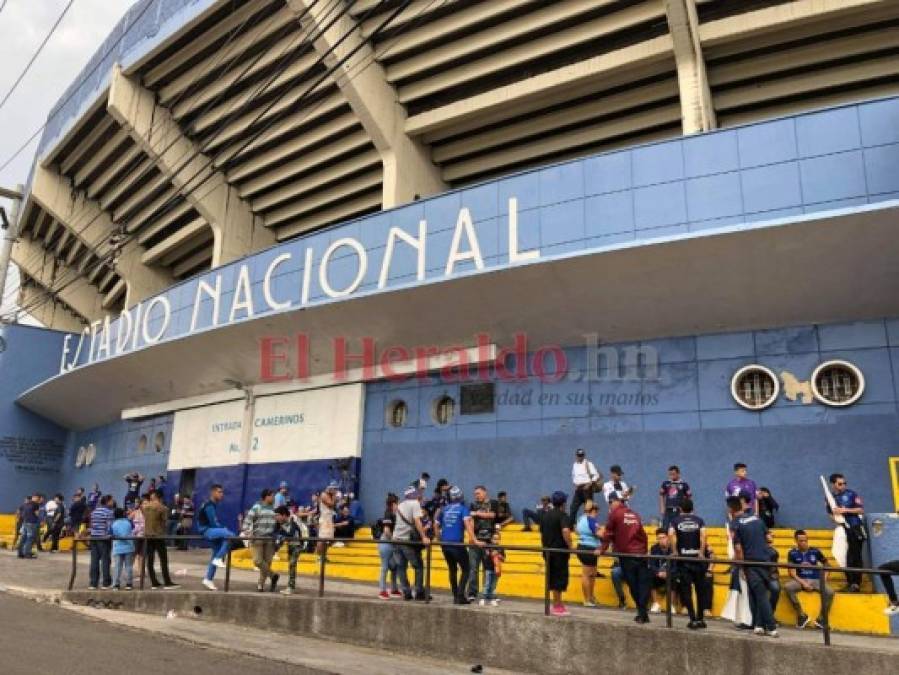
left=89, top=506, right=114, bottom=537
left=244, top=502, right=277, bottom=537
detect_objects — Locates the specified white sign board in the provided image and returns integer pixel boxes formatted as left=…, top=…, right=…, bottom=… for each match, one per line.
left=168, top=399, right=245, bottom=470
left=250, top=383, right=363, bottom=463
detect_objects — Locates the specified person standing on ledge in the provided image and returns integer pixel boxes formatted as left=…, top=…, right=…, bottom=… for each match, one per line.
left=541, top=491, right=573, bottom=617
left=197, top=484, right=234, bottom=591
left=827, top=473, right=866, bottom=592
left=725, top=463, right=758, bottom=514
left=659, top=465, right=692, bottom=531
left=570, top=448, right=601, bottom=523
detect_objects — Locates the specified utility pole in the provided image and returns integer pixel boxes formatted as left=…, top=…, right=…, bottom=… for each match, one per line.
left=0, top=184, right=24, bottom=321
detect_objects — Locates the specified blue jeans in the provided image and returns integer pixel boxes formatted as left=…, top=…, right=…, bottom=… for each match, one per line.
left=611, top=565, right=626, bottom=603
left=89, top=540, right=112, bottom=588
left=203, top=527, right=234, bottom=580
left=378, top=542, right=398, bottom=592
left=114, top=553, right=134, bottom=587
left=745, top=566, right=776, bottom=631
left=394, top=544, right=423, bottom=597
left=483, top=570, right=499, bottom=600
left=17, top=523, right=36, bottom=557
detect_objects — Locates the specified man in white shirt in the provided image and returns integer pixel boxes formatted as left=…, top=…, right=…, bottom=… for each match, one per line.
left=570, top=448, right=601, bottom=522
left=393, top=486, right=430, bottom=600
left=602, top=465, right=635, bottom=504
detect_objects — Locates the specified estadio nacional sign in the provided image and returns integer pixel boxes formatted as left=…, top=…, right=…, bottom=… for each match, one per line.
left=60, top=198, right=538, bottom=373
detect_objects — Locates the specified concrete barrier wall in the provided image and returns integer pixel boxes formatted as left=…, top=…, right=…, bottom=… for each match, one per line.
left=63, top=591, right=899, bottom=675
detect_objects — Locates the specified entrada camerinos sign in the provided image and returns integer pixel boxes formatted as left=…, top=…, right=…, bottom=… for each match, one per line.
left=60, top=198, right=539, bottom=372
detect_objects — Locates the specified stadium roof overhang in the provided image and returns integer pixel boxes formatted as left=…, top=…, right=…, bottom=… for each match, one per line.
left=18, top=202, right=899, bottom=431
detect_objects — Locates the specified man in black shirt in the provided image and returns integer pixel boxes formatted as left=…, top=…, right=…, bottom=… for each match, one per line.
left=495, top=492, right=514, bottom=528
left=466, top=486, right=498, bottom=600
left=540, top=491, right=573, bottom=616
left=728, top=496, right=777, bottom=637
left=668, top=498, right=707, bottom=629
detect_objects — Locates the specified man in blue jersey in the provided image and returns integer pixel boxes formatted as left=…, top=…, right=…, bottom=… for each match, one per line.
left=197, top=484, right=234, bottom=591
left=659, top=465, right=692, bottom=531
left=785, top=529, right=833, bottom=628
left=828, top=473, right=866, bottom=592
left=436, top=485, right=479, bottom=604
left=728, top=496, right=777, bottom=637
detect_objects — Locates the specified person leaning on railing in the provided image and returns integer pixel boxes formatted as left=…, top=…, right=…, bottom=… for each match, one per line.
left=197, top=484, right=234, bottom=591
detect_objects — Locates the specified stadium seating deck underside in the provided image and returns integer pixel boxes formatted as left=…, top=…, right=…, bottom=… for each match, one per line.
left=0, top=516, right=888, bottom=634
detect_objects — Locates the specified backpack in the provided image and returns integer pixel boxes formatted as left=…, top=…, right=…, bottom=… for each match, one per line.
left=371, top=519, right=384, bottom=540
left=197, top=501, right=212, bottom=531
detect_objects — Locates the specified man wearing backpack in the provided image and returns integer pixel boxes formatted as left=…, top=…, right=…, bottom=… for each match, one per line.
left=197, top=484, right=234, bottom=591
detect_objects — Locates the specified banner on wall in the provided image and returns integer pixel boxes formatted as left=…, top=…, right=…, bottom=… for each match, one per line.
left=249, top=384, right=363, bottom=463
left=168, top=399, right=245, bottom=471
left=168, top=384, right=363, bottom=470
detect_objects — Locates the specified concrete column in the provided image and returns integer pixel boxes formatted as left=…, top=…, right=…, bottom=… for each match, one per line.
left=11, top=235, right=106, bottom=324
left=286, top=0, right=446, bottom=207
left=108, top=65, right=274, bottom=266
left=30, top=165, right=173, bottom=306
left=665, top=0, right=716, bottom=134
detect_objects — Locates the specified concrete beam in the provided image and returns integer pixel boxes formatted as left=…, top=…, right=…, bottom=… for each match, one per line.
left=11, top=235, right=106, bottom=324
left=107, top=65, right=274, bottom=267
left=29, top=164, right=172, bottom=307
left=19, top=283, right=86, bottom=332
left=665, top=0, right=715, bottom=134
left=286, top=0, right=446, bottom=207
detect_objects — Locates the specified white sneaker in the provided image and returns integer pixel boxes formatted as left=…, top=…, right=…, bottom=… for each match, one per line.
left=212, top=558, right=226, bottom=568
left=478, top=599, right=486, bottom=606
left=333, top=541, right=345, bottom=548
left=884, top=604, right=899, bottom=615
left=650, top=602, right=661, bottom=614
left=202, top=579, right=217, bottom=591
left=490, top=599, right=499, bottom=607
left=583, top=600, right=597, bottom=608
left=753, top=627, right=765, bottom=635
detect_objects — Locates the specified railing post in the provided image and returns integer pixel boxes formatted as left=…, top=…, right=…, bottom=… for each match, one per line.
left=425, top=542, right=432, bottom=603
left=224, top=544, right=232, bottom=593
left=665, top=554, right=673, bottom=628
left=543, top=551, right=550, bottom=616
left=138, top=538, right=146, bottom=590
left=820, top=576, right=831, bottom=646
left=67, top=538, right=78, bottom=591
left=318, top=539, right=327, bottom=598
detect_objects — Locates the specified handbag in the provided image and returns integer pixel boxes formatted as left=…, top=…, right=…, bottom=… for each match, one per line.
left=396, top=505, right=422, bottom=544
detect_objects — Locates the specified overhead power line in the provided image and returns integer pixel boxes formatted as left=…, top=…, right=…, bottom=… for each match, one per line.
left=0, top=0, right=76, bottom=111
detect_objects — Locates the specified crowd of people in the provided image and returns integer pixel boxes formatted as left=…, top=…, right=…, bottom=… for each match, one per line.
left=12, top=452, right=899, bottom=634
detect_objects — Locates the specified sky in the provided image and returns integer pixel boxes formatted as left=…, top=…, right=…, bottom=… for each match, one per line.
left=0, top=0, right=134, bottom=323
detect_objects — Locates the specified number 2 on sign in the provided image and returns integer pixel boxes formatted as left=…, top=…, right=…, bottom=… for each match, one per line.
left=252, top=436, right=260, bottom=452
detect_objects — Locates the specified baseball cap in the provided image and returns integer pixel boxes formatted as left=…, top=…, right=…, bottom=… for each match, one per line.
left=279, top=481, right=288, bottom=489
left=607, top=491, right=625, bottom=504
left=575, top=449, right=585, bottom=457
left=551, top=490, right=568, bottom=506
left=448, top=486, right=463, bottom=502
left=403, top=486, right=420, bottom=500
left=610, top=465, right=623, bottom=475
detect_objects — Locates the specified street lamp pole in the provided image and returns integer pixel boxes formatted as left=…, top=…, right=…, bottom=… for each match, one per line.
left=0, top=184, right=24, bottom=320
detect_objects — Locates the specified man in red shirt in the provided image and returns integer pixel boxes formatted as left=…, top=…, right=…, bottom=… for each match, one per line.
left=599, top=492, right=651, bottom=623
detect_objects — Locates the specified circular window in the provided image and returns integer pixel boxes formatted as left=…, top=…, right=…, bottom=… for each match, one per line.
left=386, top=400, right=408, bottom=428
left=154, top=431, right=166, bottom=452
left=731, top=365, right=779, bottom=410
left=432, top=395, right=455, bottom=426
left=812, top=360, right=864, bottom=407
left=75, top=446, right=86, bottom=468
left=137, top=434, right=148, bottom=454
left=84, top=443, right=96, bottom=466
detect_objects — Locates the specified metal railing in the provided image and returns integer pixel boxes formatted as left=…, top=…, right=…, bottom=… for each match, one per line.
left=65, top=533, right=895, bottom=647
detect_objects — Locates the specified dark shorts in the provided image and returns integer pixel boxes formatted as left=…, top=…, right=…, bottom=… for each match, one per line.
left=576, top=545, right=598, bottom=567
left=547, top=552, right=570, bottom=592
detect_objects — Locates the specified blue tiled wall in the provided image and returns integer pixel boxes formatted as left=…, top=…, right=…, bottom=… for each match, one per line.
left=57, top=414, right=173, bottom=505
left=360, top=317, right=899, bottom=529
left=0, top=325, right=70, bottom=511
left=68, top=96, right=899, bottom=370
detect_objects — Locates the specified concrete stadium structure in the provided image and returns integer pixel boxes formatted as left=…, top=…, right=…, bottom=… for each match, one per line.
left=2, top=0, right=899, bottom=610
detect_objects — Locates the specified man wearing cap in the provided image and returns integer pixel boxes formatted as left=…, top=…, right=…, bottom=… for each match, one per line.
left=570, top=449, right=601, bottom=523
left=540, top=491, right=573, bottom=616
left=274, top=481, right=292, bottom=509
left=394, top=486, right=431, bottom=600
left=602, top=465, right=635, bottom=505
left=436, top=486, right=480, bottom=604
left=600, top=492, right=651, bottom=623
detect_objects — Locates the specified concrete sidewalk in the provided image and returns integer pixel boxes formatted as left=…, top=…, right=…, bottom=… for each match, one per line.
left=3, top=547, right=896, bottom=654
